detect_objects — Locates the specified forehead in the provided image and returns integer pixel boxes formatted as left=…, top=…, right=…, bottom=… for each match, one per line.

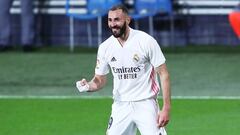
left=108, top=9, right=125, bottom=19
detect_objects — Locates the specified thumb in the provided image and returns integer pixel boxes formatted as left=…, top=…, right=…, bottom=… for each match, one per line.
left=80, top=78, right=88, bottom=86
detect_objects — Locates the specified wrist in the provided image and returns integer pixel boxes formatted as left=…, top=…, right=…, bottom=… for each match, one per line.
left=162, top=104, right=171, bottom=111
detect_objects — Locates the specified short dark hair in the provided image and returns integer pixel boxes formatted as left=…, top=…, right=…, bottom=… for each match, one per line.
left=109, top=4, right=129, bottom=15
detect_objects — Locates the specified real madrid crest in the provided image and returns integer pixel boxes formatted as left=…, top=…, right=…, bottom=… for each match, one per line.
left=133, top=54, right=139, bottom=63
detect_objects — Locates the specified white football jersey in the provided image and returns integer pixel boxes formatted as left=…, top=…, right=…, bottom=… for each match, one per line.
left=95, top=28, right=166, bottom=101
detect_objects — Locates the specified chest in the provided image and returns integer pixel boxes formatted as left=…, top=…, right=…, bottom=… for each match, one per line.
left=106, top=44, right=149, bottom=68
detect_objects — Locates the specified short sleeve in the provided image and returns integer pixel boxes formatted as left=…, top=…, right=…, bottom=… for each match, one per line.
left=95, top=45, right=110, bottom=75
left=147, top=37, right=166, bottom=68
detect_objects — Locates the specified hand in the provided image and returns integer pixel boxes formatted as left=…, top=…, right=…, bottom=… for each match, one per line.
left=76, top=79, right=90, bottom=92
left=157, top=108, right=170, bottom=127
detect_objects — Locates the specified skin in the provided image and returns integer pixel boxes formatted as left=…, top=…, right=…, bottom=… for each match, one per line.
left=78, top=9, right=171, bottom=128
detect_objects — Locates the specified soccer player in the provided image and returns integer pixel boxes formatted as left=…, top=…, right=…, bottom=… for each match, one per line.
left=76, top=4, right=171, bottom=135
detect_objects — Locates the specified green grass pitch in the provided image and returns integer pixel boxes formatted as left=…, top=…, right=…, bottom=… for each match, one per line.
left=0, top=98, right=239, bottom=135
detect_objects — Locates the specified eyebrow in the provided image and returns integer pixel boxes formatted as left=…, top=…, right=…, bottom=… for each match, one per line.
left=108, top=16, right=120, bottom=21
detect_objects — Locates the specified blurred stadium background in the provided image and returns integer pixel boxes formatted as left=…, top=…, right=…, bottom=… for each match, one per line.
left=1, top=0, right=240, bottom=135
left=7, top=0, right=240, bottom=47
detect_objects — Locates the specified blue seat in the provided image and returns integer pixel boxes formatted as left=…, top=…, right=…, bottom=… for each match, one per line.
left=158, top=0, right=172, bottom=14
left=65, top=0, right=121, bottom=51
left=66, top=0, right=121, bottom=19
left=130, top=0, right=173, bottom=36
left=131, top=0, right=172, bottom=19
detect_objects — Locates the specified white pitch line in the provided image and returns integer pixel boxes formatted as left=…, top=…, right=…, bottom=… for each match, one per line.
left=0, top=95, right=240, bottom=100
left=172, top=96, right=240, bottom=100
left=0, top=95, right=111, bottom=99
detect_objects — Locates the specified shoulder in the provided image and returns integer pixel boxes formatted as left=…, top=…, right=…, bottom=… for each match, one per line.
left=98, top=36, right=115, bottom=52
left=131, top=29, right=157, bottom=48
left=131, top=29, right=158, bottom=49
left=132, top=29, right=153, bottom=40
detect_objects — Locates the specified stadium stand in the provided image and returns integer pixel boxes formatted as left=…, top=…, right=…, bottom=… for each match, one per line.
left=9, top=0, right=238, bottom=15
left=7, top=0, right=240, bottom=47
left=130, top=0, right=173, bottom=36
left=172, top=0, right=239, bottom=46
left=175, top=0, right=238, bottom=15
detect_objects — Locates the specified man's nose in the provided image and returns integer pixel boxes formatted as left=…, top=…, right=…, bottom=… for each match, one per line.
left=110, top=22, right=117, bottom=28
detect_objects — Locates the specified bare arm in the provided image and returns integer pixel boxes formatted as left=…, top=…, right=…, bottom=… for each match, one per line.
left=155, top=63, right=171, bottom=127
left=76, top=74, right=107, bottom=92
left=88, top=74, right=107, bottom=92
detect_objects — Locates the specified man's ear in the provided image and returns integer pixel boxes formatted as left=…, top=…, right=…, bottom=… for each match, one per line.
left=126, top=16, right=131, bottom=25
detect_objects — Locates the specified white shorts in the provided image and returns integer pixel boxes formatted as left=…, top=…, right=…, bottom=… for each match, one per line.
left=106, top=98, right=167, bottom=135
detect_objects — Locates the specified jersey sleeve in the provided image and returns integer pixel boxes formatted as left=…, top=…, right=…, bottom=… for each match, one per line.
left=95, top=45, right=110, bottom=75
left=147, top=37, right=166, bottom=68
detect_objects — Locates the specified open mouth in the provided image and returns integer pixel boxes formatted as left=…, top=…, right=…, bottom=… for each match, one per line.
left=112, top=27, right=120, bottom=31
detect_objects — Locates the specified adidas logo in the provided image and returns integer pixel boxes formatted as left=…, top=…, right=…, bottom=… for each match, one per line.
left=111, top=57, right=117, bottom=62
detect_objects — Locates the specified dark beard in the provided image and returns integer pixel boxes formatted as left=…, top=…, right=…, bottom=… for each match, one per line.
left=111, top=22, right=127, bottom=38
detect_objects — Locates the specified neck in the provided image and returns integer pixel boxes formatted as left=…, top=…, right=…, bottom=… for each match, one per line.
left=117, top=27, right=130, bottom=45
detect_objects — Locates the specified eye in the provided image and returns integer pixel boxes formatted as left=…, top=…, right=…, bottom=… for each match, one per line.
left=114, top=18, right=120, bottom=21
